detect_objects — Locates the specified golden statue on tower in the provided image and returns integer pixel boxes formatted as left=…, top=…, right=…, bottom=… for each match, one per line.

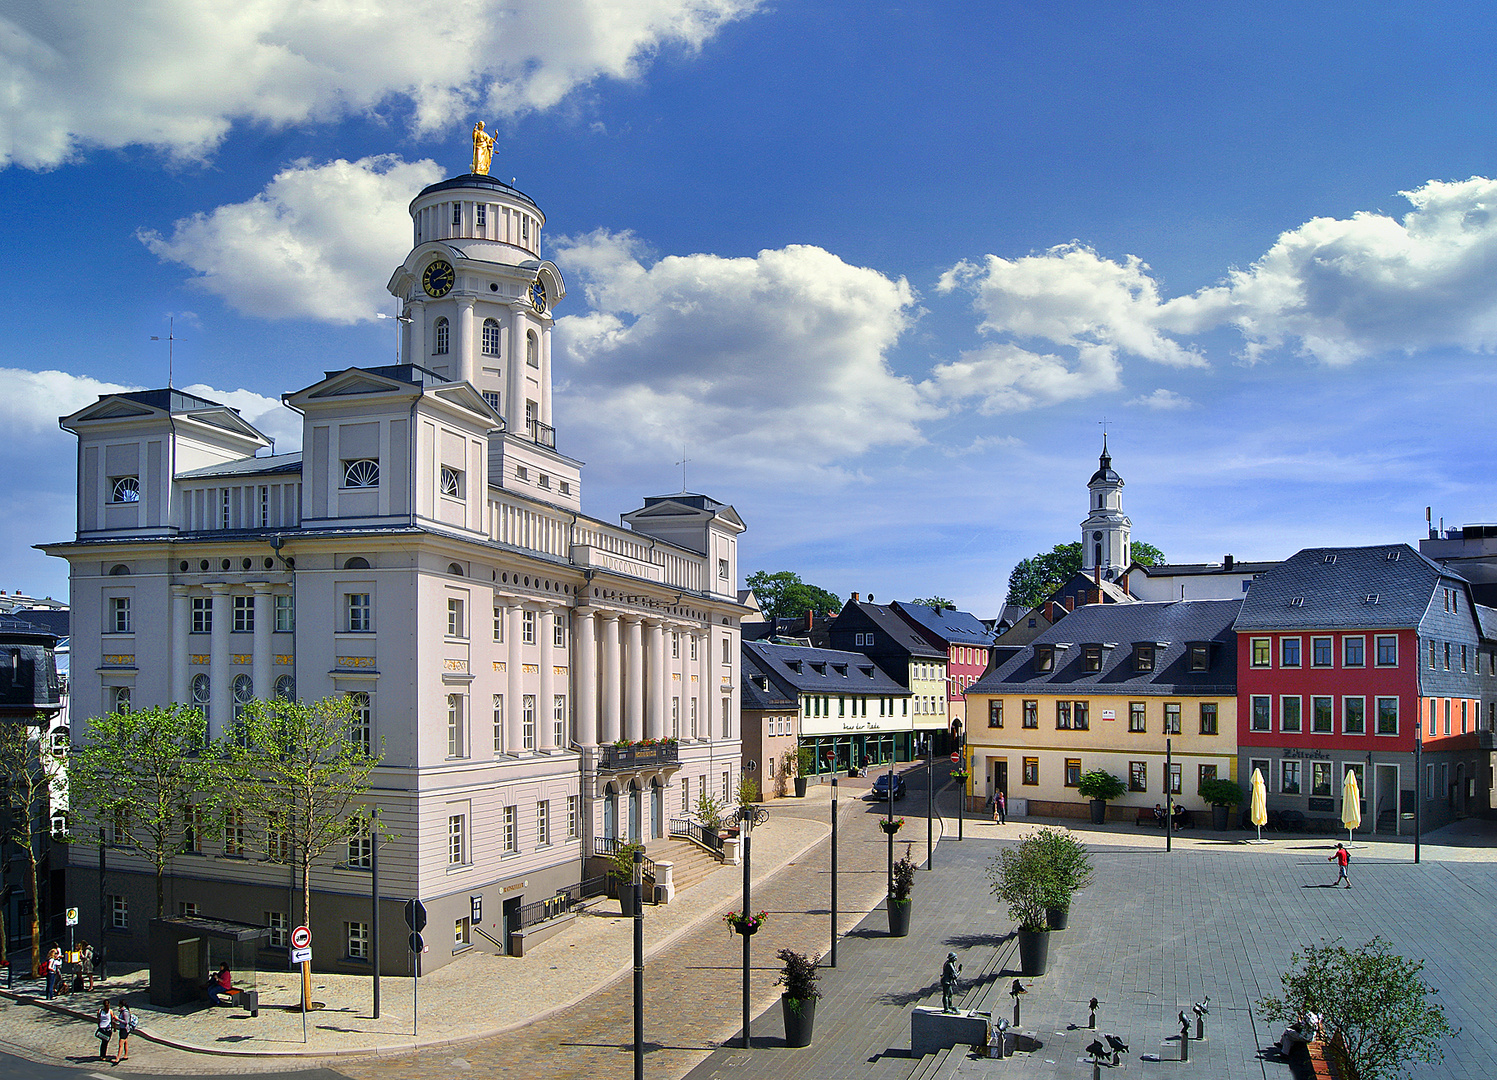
left=472, top=121, right=495, bottom=175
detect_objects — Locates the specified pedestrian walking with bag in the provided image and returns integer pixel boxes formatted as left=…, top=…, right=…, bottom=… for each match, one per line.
left=112, top=999, right=135, bottom=1063
left=1328, top=842, right=1350, bottom=888
left=44, top=947, right=61, bottom=998
left=95, top=1000, right=113, bottom=1061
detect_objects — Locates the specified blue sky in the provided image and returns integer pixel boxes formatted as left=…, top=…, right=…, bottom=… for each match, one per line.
left=3, top=0, right=1495, bottom=614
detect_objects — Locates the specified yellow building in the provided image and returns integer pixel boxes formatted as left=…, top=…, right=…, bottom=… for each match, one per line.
left=963, top=599, right=1242, bottom=820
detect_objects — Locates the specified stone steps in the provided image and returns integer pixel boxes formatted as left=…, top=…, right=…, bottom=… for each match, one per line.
left=647, top=837, right=725, bottom=894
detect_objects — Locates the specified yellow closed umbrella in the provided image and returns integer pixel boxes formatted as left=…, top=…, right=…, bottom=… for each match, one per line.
left=1341, top=769, right=1361, bottom=843
left=1250, top=768, right=1268, bottom=841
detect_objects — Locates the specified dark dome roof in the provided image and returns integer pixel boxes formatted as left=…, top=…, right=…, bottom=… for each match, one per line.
left=413, top=173, right=541, bottom=213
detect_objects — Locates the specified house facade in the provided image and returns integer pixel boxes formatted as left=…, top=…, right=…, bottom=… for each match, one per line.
left=964, top=599, right=1241, bottom=819
left=742, top=640, right=913, bottom=777
left=825, top=599, right=948, bottom=747
left=43, top=162, right=748, bottom=974
left=885, top=601, right=994, bottom=732
left=740, top=644, right=800, bottom=799
left=1235, top=544, right=1495, bottom=833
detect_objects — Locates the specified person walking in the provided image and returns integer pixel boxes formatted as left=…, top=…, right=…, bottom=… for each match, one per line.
left=95, top=1000, right=113, bottom=1061
left=1328, top=843, right=1350, bottom=888
left=79, top=942, right=95, bottom=992
left=44, top=947, right=61, bottom=998
left=996, top=790, right=1006, bottom=825
left=112, top=999, right=134, bottom=1063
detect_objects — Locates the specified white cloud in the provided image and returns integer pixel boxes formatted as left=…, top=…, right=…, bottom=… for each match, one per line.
left=140, top=155, right=444, bottom=323
left=922, top=341, right=1121, bottom=414
left=551, top=231, right=931, bottom=471
left=1127, top=388, right=1194, bottom=410
left=0, top=0, right=763, bottom=168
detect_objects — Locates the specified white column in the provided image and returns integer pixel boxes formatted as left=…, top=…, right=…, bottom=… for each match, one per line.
left=694, top=630, right=709, bottom=740
left=252, top=584, right=273, bottom=705
left=645, top=620, right=666, bottom=741
left=624, top=616, right=644, bottom=743
left=505, top=602, right=524, bottom=753
left=208, top=584, right=232, bottom=738
left=456, top=296, right=476, bottom=383
left=507, top=303, right=527, bottom=435
left=573, top=609, right=597, bottom=747
left=539, top=606, right=556, bottom=751
left=171, top=585, right=190, bottom=706
left=600, top=614, right=621, bottom=744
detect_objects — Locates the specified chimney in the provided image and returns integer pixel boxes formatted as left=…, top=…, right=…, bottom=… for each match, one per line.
left=1224, top=554, right=1234, bottom=571
left=1065, top=596, right=1075, bottom=612
left=806, top=610, right=813, bottom=630
left=850, top=592, right=860, bottom=603
left=1094, top=563, right=1101, bottom=587
left=1120, top=572, right=1129, bottom=596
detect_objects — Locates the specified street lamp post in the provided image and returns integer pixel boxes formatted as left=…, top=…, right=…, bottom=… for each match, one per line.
left=735, top=800, right=769, bottom=1049
left=1414, top=721, right=1422, bottom=865
left=926, top=735, right=934, bottom=870
left=830, top=776, right=838, bottom=967
left=886, top=765, right=895, bottom=897
left=1165, top=738, right=1173, bottom=854
left=633, top=847, right=643, bottom=1080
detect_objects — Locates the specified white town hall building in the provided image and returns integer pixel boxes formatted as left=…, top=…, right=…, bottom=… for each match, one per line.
left=43, top=157, right=748, bottom=974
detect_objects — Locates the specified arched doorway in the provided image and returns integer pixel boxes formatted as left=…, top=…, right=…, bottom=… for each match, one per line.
left=628, top=780, right=641, bottom=843
left=603, top=782, right=618, bottom=841
left=650, top=776, right=663, bottom=839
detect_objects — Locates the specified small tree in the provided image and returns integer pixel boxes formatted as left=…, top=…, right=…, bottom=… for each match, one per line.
left=0, top=717, right=67, bottom=975
left=890, top=843, right=915, bottom=904
left=1026, top=827, right=1094, bottom=913
left=736, top=772, right=761, bottom=807
left=694, top=790, right=726, bottom=832
left=1077, top=770, right=1126, bottom=802
left=67, top=704, right=218, bottom=922
left=229, top=695, right=383, bottom=936
left=1257, top=936, right=1456, bottom=1080
left=1199, top=778, right=1244, bottom=807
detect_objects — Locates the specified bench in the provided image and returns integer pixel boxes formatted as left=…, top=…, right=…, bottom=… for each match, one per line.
left=202, top=985, right=260, bottom=1017
left=1134, top=807, right=1192, bottom=828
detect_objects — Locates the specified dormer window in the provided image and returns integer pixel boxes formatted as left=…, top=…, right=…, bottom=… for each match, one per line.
left=1035, top=646, right=1055, bottom=672
left=860, top=666, right=875, bottom=679
left=110, top=476, right=140, bottom=503
left=440, top=467, right=462, bottom=498
left=789, top=661, right=803, bottom=674
left=1133, top=643, right=1154, bottom=672
left=1189, top=643, right=1210, bottom=671
left=343, top=459, right=379, bottom=488
left=1082, top=645, right=1103, bottom=672
left=811, top=663, right=826, bottom=675
left=833, top=664, right=847, bottom=677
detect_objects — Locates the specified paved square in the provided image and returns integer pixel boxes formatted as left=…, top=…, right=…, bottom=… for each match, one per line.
left=686, top=827, right=1494, bottom=1080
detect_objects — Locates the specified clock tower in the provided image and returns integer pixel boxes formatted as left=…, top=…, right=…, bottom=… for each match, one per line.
left=387, top=168, right=579, bottom=507
left=1080, top=435, right=1131, bottom=581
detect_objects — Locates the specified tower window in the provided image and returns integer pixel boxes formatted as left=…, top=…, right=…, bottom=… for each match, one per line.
left=433, top=317, right=449, bottom=355
left=526, top=330, right=539, bottom=367
left=482, top=391, right=501, bottom=413
left=452, top=203, right=461, bottom=227
left=482, top=318, right=501, bottom=356
left=343, top=459, right=379, bottom=488
left=476, top=204, right=486, bottom=227
left=110, top=476, right=140, bottom=503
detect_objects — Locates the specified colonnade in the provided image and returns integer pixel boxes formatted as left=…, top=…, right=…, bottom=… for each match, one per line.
left=171, top=583, right=282, bottom=739
left=568, top=608, right=709, bottom=748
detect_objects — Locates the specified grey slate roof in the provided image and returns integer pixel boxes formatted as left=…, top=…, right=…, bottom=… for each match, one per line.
left=743, top=640, right=910, bottom=698
left=1476, top=604, right=1497, bottom=643
left=1233, top=544, right=1459, bottom=631
left=837, top=601, right=946, bottom=658
left=740, top=645, right=798, bottom=711
left=969, top=598, right=1241, bottom=697
left=177, top=452, right=303, bottom=480
left=892, top=601, right=996, bottom=647
left=1132, top=560, right=1279, bottom=577
left=118, top=389, right=229, bottom=414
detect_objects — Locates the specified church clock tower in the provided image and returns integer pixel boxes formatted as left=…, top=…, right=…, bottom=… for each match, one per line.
left=1080, top=435, right=1131, bottom=581
left=387, top=164, right=578, bottom=508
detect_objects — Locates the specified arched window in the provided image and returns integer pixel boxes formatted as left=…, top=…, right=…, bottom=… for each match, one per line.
left=448, top=562, right=465, bottom=576
left=434, top=317, right=450, bottom=355
left=343, top=557, right=370, bottom=570
left=112, top=686, right=131, bottom=714
left=526, top=330, right=539, bottom=367
left=274, top=674, right=296, bottom=700
left=108, top=564, right=131, bottom=576
left=111, top=476, right=139, bottom=503
left=482, top=318, right=501, bottom=355
left=191, top=674, right=210, bottom=719
left=343, top=459, right=379, bottom=488
left=232, top=674, right=253, bottom=720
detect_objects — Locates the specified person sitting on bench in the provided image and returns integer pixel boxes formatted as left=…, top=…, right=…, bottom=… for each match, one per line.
left=207, top=964, right=236, bottom=1004
left=1172, top=803, right=1187, bottom=830
left=1152, top=803, right=1166, bottom=828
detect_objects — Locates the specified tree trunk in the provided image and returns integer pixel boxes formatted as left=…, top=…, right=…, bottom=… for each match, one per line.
left=156, top=865, right=166, bottom=919
left=26, top=854, right=39, bottom=978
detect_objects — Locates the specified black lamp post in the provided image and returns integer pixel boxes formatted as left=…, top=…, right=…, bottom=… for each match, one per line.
left=925, top=735, right=934, bottom=870
left=830, top=776, right=838, bottom=967
left=886, top=764, right=895, bottom=896
left=1414, top=720, right=1422, bottom=864
left=633, top=847, right=643, bottom=1080
left=735, top=798, right=769, bottom=1049
left=1165, top=738, right=1173, bottom=854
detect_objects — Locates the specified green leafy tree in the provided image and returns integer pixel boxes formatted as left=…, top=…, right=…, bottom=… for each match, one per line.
left=1257, top=936, right=1456, bottom=1080
left=67, top=704, right=218, bottom=922
left=745, top=570, right=842, bottom=621
left=229, top=695, right=383, bottom=936
left=909, top=596, right=954, bottom=609
left=0, top=717, right=68, bottom=976
left=1004, top=540, right=1166, bottom=608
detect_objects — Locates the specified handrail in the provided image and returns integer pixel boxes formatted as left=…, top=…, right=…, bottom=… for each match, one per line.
left=668, top=816, right=723, bottom=854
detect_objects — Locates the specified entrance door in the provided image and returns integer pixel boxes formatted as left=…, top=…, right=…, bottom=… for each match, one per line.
left=1375, top=763, right=1399, bottom=833
left=604, top=789, right=617, bottom=841
left=650, top=780, right=662, bottom=839
left=628, top=784, right=641, bottom=842
left=993, top=760, right=1008, bottom=797
left=501, top=896, right=521, bottom=955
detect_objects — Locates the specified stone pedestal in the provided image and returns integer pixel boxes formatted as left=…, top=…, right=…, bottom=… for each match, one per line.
left=912, top=1006, right=991, bottom=1056
left=653, top=860, right=676, bottom=904
left=722, top=836, right=742, bottom=865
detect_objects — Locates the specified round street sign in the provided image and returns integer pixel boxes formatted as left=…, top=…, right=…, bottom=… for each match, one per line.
left=950, top=752, right=961, bottom=764
left=408, top=932, right=425, bottom=954
left=291, top=925, right=312, bottom=950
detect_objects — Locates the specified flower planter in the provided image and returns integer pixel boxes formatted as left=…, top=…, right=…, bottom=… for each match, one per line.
left=1089, top=799, right=1107, bottom=825
left=1045, top=906, right=1069, bottom=931
left=887, top=898, right=911, bottom=937
left=794, top=776, right=808, bottom=798
left=733, top=921, right=760, bottom=936
left=1017, top=928, right=1050, bottom=976
left=782, top=994, right=816, bottom=1047
left=618, top=883, right=639, bottom=916
left=879, top=820, right=903, bottom=836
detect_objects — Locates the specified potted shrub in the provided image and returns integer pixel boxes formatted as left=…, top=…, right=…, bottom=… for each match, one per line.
left=888, top=843, right=915, bottom=936
left=1199, top=778, right=1244, bottom=830
left=776, top=948, right=822, bottom=1047
left=986, top=836, right=1050, bottom=974
left=1077, top=770, right=1126, bottom=825
left=795, top=746, right=817, bottom=797
left=608, top=840, right=645, bottom=913
left=1028, top=827, right=1094, bottom=931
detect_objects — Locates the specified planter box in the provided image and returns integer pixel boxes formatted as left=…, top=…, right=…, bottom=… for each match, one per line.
left=782, top=994, right=816, bottom=1047
left=1017, top=928, right=1050, bottom=975
left=887, top=899, right=911, bottom=937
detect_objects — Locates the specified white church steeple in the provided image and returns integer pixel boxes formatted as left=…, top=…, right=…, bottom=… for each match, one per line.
left=1080, top=435, right=1131, bottom=581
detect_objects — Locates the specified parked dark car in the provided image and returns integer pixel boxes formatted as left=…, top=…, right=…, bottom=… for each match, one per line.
left=871, top=774, right=906, bottom=801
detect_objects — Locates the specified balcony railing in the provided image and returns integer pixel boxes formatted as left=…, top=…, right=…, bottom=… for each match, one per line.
left=526, top=419, right=556, bottom=449
left=599, top=742, right=680, bottom=771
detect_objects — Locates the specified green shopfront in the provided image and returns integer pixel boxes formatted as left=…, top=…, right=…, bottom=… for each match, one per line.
left=798, top=695, right=916, bottom=776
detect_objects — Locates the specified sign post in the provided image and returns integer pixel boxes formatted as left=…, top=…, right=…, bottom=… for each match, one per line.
left=404, top=899, right=426, bottom=1036
left=291, top=925, right=312, bottom=1042
left=65, top=907, right=78, bottom=953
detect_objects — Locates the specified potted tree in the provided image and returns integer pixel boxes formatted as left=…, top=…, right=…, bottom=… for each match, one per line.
left=608, top=840, right=645, bottom=912
left=1028, top=827, right=1094, bottom=931
left=794, top=746, right=816, bottom=797
left=986, top=835, right=1050, bottom=975
left=1077, top=769, right=1126, bottom=825
left=776, top=948, right=822, bottom=1047
left=888, top=843, right=915, bottom=937
left=1200, top=778, right=1244, bottom=831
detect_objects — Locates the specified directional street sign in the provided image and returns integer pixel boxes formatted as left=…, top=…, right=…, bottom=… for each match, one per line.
left=290, top=946, right=312, bottom=964
left=291, top=925, right=312, bottom=950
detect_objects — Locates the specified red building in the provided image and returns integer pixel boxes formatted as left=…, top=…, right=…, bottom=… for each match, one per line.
left=891, top=601, right=996, bottom=726
left=1235, top=545, right=1494, bottom=833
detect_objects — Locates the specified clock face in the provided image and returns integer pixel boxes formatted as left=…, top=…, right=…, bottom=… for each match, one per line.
left=529, top=277, right=547, bottom=314
left=422, top=260, right=455, bottom=298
